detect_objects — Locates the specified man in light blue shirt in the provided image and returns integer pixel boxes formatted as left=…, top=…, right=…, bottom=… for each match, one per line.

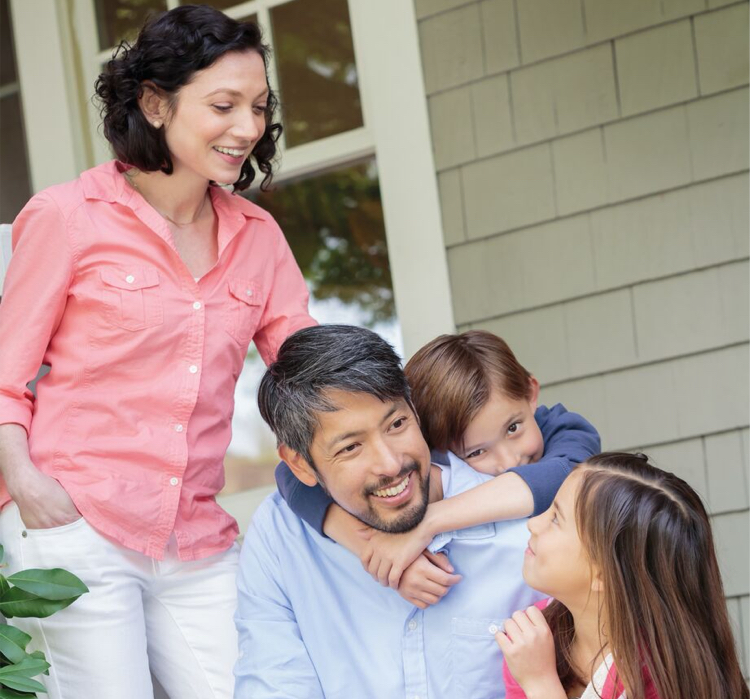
left=234, top=325, right=541, bottom=698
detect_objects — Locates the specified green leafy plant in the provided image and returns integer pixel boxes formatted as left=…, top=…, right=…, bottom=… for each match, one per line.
left=0, top=544, right=88, bottom=698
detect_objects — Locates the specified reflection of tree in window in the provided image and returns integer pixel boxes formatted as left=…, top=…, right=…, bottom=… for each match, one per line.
left=250, top=161, right=395, bottom=327
left=271, top=0, right=363, bottom=147
left=94, top=0, right=166, bottom=49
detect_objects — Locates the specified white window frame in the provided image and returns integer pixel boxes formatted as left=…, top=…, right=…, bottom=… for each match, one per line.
left=11, top=0, right=454, bottom=356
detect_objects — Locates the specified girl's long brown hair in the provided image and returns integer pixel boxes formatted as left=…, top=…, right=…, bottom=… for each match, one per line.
left=544, top=452, right=748, bottom=699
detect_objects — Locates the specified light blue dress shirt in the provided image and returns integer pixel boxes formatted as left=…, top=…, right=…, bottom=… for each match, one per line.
left=234, top=453, right=544, bottom=699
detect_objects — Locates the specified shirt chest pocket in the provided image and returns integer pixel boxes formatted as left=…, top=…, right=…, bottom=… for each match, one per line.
left=450, top=617, right=504, bottom=698
left=99, top=267, right=164, bottom=332
left=223, top=278, right=264, bottom=345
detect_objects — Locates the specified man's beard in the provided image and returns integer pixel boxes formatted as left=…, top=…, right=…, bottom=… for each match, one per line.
left=361, top=461, right=430, bottom=533
left=316, top=460, right=431, bottom=533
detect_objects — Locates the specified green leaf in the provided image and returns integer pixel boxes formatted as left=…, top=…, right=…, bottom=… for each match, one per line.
left=0, top=545, right=4, bottom=564
left=0, top=686, right=38, bottom=698
left=0, top=675, right=46, bottom=693
left=27, top=653, right=47, bottom=676
left=0, top=656, right=49, bottom=679
left=6, top=570, right=88, bottom=602
left=0, top=626, right=32, bottom=665
left=0, top=578, right=9, bottom=598
left=0, top=588, right=80, bottom=619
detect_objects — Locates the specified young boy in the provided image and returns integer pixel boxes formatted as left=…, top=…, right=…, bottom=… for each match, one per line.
left=275, top=331, right=600, bottom=607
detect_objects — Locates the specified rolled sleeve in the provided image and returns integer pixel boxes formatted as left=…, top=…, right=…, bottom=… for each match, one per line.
left=0, top=194, right=75, bottom=433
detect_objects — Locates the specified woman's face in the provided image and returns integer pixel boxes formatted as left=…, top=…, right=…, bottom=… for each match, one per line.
left=162, top=50, right=269, bottom=185
left=522, top=469, right=597, bottom=604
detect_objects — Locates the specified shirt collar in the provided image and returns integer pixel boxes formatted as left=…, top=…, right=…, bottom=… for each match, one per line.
left=79, top=160, right=266, bottom=222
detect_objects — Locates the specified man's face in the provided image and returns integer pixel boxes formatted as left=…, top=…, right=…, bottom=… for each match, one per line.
left=307, top=390, right=432, bottom=533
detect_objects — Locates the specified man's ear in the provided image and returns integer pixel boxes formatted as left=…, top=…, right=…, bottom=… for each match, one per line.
left=279, top=444, right=318, bottom=488
left=528, top=375, right=540, bottom=411
left=138, top=81, right=169, bottom=128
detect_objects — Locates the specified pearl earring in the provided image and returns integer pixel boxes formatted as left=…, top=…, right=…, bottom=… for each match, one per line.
left=153, top=120, right=162, bottom=128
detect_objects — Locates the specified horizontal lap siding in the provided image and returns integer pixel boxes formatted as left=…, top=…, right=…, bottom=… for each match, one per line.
left=417, top=0, right=749, bottom=677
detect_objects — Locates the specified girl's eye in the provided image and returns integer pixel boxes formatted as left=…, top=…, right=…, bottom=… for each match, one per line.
left=507, top=422, right=520, bottom=434
left=465, top=448, right=486, bottom=459
left=213, top=104, right=232, bottom=112
left=253, top=105, right=268, bottom=114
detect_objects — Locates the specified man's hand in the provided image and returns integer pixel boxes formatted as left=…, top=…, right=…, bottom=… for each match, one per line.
left=495, top=605, right=565, bottom=699
left=11, top=469, right=80, bottom=530
left=397, top=551, right=461, bottom=609
left=359, top=522, right=433, bottom=589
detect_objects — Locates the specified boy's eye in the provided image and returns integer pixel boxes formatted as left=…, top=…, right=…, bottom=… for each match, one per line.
left=507, top=422, right=520, bottom=434
left=465, top=448, right=486, bottom=459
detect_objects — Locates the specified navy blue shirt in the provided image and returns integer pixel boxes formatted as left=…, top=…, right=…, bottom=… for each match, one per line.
left=274, top=403, right=601, bottom=536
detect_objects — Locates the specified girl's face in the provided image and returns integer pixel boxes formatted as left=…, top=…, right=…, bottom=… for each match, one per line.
left=458, top=380, right=544, bottom=476
left=523, top=470, right=597, bottom=603
left=162, top=50, right=269, bottom=185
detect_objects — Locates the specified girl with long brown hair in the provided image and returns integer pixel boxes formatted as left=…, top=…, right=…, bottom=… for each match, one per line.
left=496, top=452, right=748, bottom=699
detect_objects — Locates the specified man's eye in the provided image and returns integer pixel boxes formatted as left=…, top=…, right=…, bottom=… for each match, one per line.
left=338, top=443, right=359, bottom=456
left=508, top=422, right=520, bottom=434
left=391, top=416, right=408, bottom=430
left=465, top=448, right=485, bottom=459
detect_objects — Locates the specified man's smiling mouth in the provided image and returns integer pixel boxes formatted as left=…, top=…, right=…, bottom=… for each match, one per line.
left=372, top=473, right=410, bottom=498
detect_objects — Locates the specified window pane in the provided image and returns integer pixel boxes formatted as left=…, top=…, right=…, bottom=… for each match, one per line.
left=223, top=158, right=400, bottom=494
left=179, top=0, right=241, bottom=10
left=270, top=0, right=363, bottom=148
left=0, top=92, right=32, bottom=222
left=0, top=0, right=17, bottom=86
left=94, top=0, right=167, bottom=50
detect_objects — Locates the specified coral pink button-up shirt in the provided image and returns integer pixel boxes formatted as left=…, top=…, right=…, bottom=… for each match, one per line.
left=0, top=160, right=315, bottom=560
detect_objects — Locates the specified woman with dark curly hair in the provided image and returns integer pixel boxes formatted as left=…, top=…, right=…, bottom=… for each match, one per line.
left=0, top=5, right=314, bottom=698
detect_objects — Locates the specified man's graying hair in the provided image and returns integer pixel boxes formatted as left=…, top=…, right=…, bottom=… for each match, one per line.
left=258, top=325, right=412, bottom=465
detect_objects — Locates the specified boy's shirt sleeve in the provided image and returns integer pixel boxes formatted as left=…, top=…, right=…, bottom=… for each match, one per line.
left=506, top=404, right=601, bottom=516
left=274, top=461, right=334, bottom=536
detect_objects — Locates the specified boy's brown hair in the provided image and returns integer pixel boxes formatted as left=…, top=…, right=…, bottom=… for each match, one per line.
left=404, top=330, right=532, bottom=452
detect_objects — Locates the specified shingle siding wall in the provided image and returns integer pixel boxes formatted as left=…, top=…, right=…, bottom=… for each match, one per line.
left=417, top=0, right=749, bottom=677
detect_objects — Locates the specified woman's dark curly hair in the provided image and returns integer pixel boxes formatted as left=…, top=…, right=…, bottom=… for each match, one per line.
left=94, top=4, right=281, bottom=192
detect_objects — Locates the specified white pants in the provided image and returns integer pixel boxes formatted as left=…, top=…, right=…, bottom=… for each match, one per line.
left=0, top=503, right=239, bottom=699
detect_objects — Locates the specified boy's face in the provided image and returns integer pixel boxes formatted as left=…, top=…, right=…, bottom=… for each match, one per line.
left=457, top=380, right=544, bottom=476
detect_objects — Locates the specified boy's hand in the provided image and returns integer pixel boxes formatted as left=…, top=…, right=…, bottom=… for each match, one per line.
left=397, top=551, right=462, bottom=609
left=495, top=606, right=565, bottom=698
left=359, top=522, right=433, bottom=588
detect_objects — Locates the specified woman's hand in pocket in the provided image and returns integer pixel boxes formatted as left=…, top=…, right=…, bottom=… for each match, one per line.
left=13, top=469, right=81, bottom=530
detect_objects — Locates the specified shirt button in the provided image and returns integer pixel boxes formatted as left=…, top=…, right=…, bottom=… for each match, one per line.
left=189, top=365, right=198, bottom=374
left=169, top=477, right=179, bottom=486
left=488, top=623, right=499, bottom=634
left=245, top=289, right=253, bottom=297
left=174, top=424, right=184, bottom=433
left=125, top=275, right=135, bottom=284
left=407, top=620, right=417, bottom=631
left=192, top=301, right=202, bottom=310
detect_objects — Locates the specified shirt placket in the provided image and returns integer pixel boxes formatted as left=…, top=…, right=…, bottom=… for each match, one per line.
left=402, top=609, right=428, bottom=699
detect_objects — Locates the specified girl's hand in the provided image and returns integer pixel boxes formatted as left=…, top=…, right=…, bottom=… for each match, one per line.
left=359, top=522, right=433, bottom=588
left=397, top=551, right=462, bottom=608
left=495, top=605, right=564, bottom=698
